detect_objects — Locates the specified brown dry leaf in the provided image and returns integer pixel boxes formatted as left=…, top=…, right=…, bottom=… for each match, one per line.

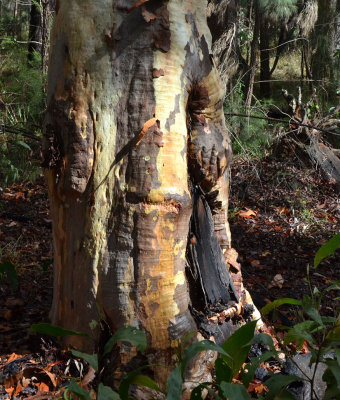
left=36, top=382, right=50, bottom=393
left=136, top=117, right=157, bottom=146
left=316, top=200, right=326, bottom=209
left=45, top=360, right=63, bottom=372
left=277, top=206, right=290, bottom=215
left=7, top=221, right=17, bottom=227
left=238, top=208, right=257, bottom=218
left=7, top=353, right=24, bottom=362
left=274, top=226, right=283, bottom=231
left=4, top=387, right=14, bottom=397
left=268, top=274, right=284, bottom=289
left=250, top=259, right=260, bottom=267
left=81, top=366, right=96, bottom=387
left=15, top=381, right=24, bottom=396
left=255, top=383, right=268, bottom=395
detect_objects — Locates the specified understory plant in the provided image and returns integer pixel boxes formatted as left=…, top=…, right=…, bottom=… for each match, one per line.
left=30, top=234, right=340, bottom=399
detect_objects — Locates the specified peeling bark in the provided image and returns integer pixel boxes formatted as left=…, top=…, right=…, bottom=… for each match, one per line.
left=44, top=0, right=256, bottom=389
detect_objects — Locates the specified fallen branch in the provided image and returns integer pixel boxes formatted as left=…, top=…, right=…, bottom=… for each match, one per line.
left=226, top=112, right=338, bottom=136
left=0, top=124, right=41, bottom=142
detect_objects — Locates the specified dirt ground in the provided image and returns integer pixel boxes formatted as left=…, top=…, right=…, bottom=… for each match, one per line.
left=0, top=155, right=339, bottom=397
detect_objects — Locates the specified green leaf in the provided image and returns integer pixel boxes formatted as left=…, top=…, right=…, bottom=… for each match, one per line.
left=215, top=358, right=232, bottom=384
left=68, top=380, right=92, bottom=400
left=190, top=383, right=222, bottom=400
left=220, top=382, right=251, bottom=400
left=262, top=298, right=302, bottom=315
left=119, top=366, right=157, bottom=400
left=165, top=365, right=182, bottom=400
left=314, top=234, right=340, bottom=268
left=17, top=140, right=32, bottom=151
left=283, top=321, right=317, bottom=347
left=326, top=324, right=340, bottom=342
left=265, top=374, right=301, bottom=399
left=128, top=375, right=161, bottom=393
left=222, top=320, right=257, bottom=377
left=271, top=389, right=296, bottom=399
left=183, top=340, right=229, bottom=373
left=104, top=326, right=146, bottom=355
left=250, top=333, right=276, bottom=350
left=70, top=350, right=98, bottom=371
left=98, top=383, right=121, bottom=400
left=30, top=323, right=89, bottom=337
left=190, top=384, right=206, bottom=400
left=302, top=302, right=323, bottom=326
left=0, top=260, right=18, bottom=290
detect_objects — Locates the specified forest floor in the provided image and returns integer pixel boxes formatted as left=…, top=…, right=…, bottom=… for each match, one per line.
left=0, top=153, right=339, bottom=398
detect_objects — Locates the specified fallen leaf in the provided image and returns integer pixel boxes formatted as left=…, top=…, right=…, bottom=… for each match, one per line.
left=248, top=380, right=268, bottom=395
left=250, top=259, right=260, bottom=267
left=4, top=387, right=14, bottom=397
left=36, top=382, right=50, bottom=393
left=316, top=200, right=326, bottom=209
left=238, top=208, right=257, bottom=218
left=15, top=381, right=24, bottom=396
left=268, top=274, right=284, bottom=289
left=7, top=221, right=17, bottom=227
left=7, top=353, right=24, bottom=362
left=277, top=206, right=290, bottom=215
left=81, top=366, right=96, bottom=387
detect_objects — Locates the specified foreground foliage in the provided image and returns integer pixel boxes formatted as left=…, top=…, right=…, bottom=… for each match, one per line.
left=25, top=235, right=340, bottom=400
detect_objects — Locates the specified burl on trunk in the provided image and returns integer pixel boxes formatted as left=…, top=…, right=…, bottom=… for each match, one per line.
left=43, top=0, right=258, bottom=388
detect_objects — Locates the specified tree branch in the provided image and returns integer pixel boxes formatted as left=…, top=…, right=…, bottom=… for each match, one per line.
left=226, top=112, right=338, bottom=136
left=0, top=124, right=41, bottom=142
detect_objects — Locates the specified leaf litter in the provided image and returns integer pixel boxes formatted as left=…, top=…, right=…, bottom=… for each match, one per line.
left=0, top=154, right=339, bottom=398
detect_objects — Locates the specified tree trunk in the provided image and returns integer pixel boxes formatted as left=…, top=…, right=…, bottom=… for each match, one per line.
left=245, top=3, right=260, bottom=108
left=259, top=18, right=271, bottom=98
left=43, top=0, right=257, bottom=388
left=207, top=0, right=239, bottom=85
left=28, top=2, right=42, bottom=62
left=12, top=0, right=18, bottom=38
left=311, top=0, right=334, bottom=81
left=41, top=0, right=53, bottom=73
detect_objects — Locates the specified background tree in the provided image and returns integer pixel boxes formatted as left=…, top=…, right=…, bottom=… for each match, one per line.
left=311, top=0, right=338, bottom=83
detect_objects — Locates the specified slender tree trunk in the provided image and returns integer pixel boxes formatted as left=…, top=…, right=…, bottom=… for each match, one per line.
left=28, top=2, right=42, bottom=62
left=259, top=18, right=271, bottom=97
left=245, top=3, right=260, bottom=108
left=302, top=38, right=314, bottom=89
left=43, top=0, right=257, bottom=389
left=12, top=0, right=18, bottom=38
left=41, top=0, right=53, bottom=73
left=311, top=0, right=332, bottom=81
left=207, top=0, right=238, bottom=85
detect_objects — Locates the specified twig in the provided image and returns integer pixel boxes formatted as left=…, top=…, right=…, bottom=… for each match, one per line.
left=226, top=112, right=338, bottom=136
left=0, top=124, right=41, bottom=142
